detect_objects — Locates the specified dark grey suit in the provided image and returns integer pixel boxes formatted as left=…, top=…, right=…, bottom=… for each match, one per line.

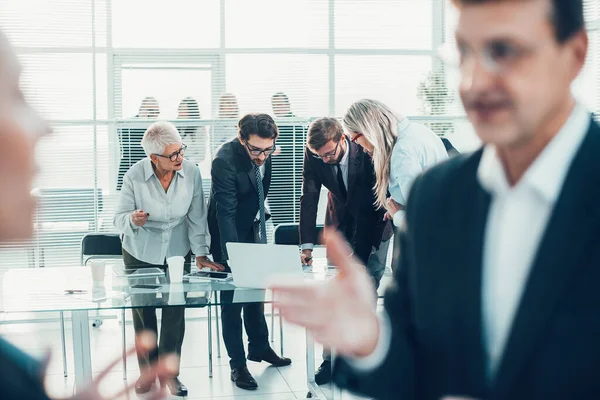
left=208, top=138, right=272, bottom=369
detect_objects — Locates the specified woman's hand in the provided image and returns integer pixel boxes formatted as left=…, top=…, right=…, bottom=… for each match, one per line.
left=131, top=209, right=149, bottom=227
left=196, top=256, right=225, bottom=271
left=384, top=197, right=402, bottom=217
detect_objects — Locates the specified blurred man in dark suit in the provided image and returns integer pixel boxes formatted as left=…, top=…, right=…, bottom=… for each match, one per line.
left=274, top=1, right=599, bottom=399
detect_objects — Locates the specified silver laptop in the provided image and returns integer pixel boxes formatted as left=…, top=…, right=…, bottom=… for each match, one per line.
left=225, top=243, right=304, bottom=289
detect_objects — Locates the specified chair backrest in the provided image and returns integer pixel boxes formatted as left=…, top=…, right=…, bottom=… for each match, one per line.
left=81, top=233, right=122, bottom=265
left=273, top=223, right=324, bottom=245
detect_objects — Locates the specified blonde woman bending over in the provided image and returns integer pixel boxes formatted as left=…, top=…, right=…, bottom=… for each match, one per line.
left=343, top=99, right=449, bottom=228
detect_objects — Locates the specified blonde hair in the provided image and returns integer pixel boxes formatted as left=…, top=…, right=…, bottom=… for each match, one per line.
left=342, top=99, right=399, bottom=209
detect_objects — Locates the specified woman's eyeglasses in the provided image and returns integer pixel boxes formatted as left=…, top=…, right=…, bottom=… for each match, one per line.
left=245, top=142, right=276, bottom=157
left=155, top=144, right=187, bottom=162
left=351, top=133, right=363, bottom=143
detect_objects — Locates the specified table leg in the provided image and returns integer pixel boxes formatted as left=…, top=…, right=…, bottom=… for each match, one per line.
left=214, top=292, right=221, bottom=358
left=208, top=305, right=213, bottom=378
left=279, top=313, right=284, bottom=356
left=330, top=349, right=342, bottom=400
left=71, top=310, right=92, bottom=393
left=305, top=330, right=327, bottom=399
left=121, top=309, right=127, bottom=380
left=60, top=311, right=67, bottom=377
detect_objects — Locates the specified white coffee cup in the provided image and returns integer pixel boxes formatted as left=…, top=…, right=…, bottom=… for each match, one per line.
left=90, top=260, right=106, bottom=283
left=166, top=256, right=185, bottom=283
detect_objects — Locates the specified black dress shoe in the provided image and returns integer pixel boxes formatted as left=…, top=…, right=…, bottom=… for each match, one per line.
left=164, top=377, right=188, bottom=397
left=231, top=366, right=258, bottom=390
left=134, top=376, right=155, bottom=394
left=247, top=347, right=292, bottom=367
left=315, top=360, right=332, bottom=385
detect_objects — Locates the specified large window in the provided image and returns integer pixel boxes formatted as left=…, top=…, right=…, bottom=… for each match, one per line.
left=0, top=0, right=597, bottom=267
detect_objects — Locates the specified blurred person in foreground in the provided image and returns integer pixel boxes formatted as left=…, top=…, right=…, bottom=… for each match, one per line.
left=0, top=29, right=177, bottom=400
left=273, top=0, right=598, bottom=399
left=113, top=121, right=223, bottom=397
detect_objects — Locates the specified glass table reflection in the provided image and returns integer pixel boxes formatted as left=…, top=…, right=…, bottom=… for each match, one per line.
left=0, top=260, right=389, bottom=398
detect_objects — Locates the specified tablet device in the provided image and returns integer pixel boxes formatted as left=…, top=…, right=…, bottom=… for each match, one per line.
left=185, top=270, right=233, bottom=282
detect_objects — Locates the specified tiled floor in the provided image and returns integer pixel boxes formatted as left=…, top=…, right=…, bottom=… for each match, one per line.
left=0, top=307, right=368, bottom=399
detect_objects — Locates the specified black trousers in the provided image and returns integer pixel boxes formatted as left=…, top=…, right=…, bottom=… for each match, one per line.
left=218, top=225, right=270, bottom=369
left=391, top=226, right=401, bottom=274
left=220, top=288, right=270, bottom=369
left=122, top=249, right=191, bottom=375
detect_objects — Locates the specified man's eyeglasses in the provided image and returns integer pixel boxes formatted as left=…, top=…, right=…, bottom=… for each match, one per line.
left=245, top=141, right=276, bottom=157
left=154, top=144, right=187, bottom=162
left=350, top=133, right=363, bottom=143
left=312, top=139, right=341, bottom=160
left=438, top=39, right=540, bottom=75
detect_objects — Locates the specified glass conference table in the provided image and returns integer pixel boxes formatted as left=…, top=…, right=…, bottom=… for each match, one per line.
left=0, top=260, right=390, bottom=399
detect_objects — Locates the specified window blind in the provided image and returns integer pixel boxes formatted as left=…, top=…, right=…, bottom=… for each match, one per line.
left=0, top=0, right=597, bottom=268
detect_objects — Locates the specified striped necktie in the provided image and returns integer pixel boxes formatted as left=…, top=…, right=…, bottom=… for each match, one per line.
left=254, top=164, right=267, bottom=244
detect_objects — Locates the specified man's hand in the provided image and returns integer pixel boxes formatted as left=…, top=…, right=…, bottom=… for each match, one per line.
left=301, top=249, right=313, bottom=266
left=131, top=209, right=149, bottom=227
left=272, top=230, right=380, bottom=358
left=62, top=331, right=177, bottom=399
left=196, top=256, right=225, bottom=271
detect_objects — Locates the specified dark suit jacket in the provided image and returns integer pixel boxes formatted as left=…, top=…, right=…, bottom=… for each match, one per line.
left=334, top=118, right=600, bottom=400
left=441, top=137, right=460, bottom=157
left=208, top=138, right=272, bottom=262
left=300, top=138, right=392, bottom=264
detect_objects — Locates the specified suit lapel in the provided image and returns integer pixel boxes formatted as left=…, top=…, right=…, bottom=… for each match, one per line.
left=493, top=121, right=600, bottom=396
left=346, top=139, right=361, bottom=203
left=458, top=162, right=491, bottom=394
left=247, top=166, right=258, bottom=192
left=237, top=142, right=259, bottom=193
left=245, top=157, right=272, bottom=196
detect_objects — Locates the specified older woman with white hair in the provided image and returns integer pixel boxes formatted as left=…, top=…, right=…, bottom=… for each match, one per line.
left=114, top=120, right=223, bottom=397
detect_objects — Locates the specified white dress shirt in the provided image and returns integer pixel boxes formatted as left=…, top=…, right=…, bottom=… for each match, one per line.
left=479, top=103, right=590, bottom=375
left=388, top=119, right=448, bottom=227
left=350, top=103, right=591, bottom=374
left=113, top=158, right=211, bottom=265
left=301, top=138, right=349, bottom=251
left=337, top=139, right=350, bottom=190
